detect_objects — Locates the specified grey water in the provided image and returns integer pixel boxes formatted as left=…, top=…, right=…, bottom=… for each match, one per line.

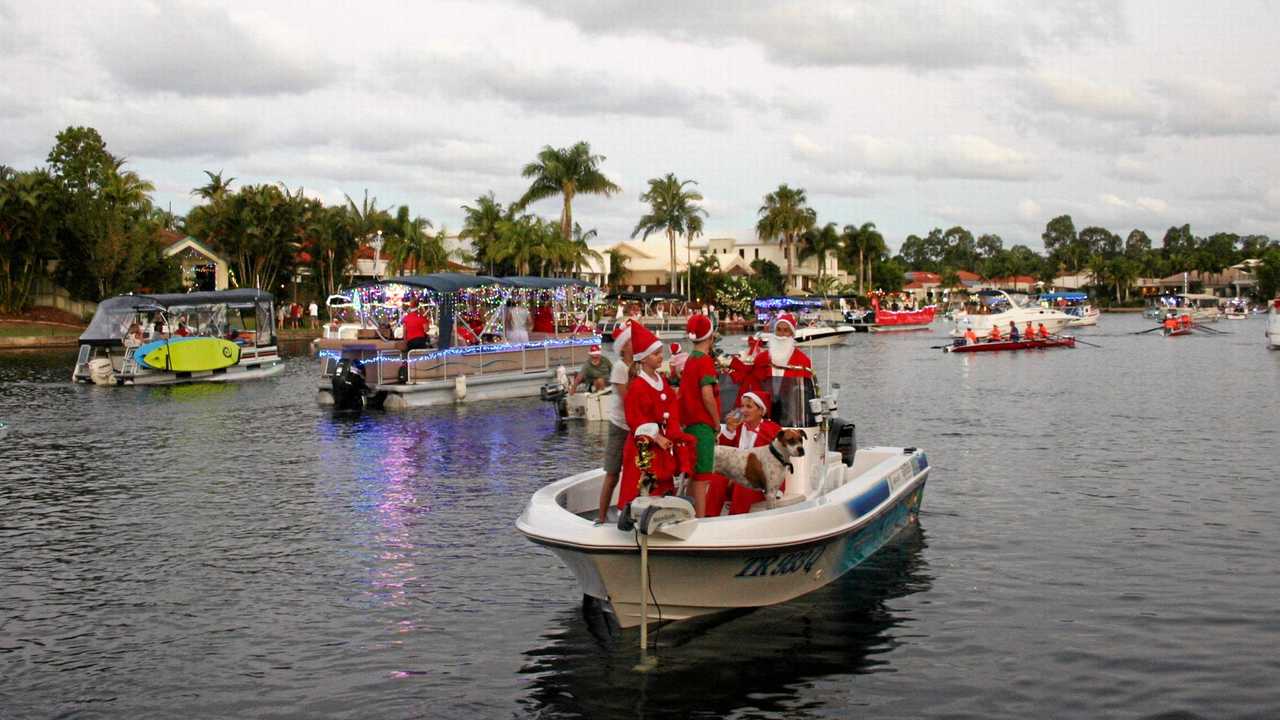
left=2, top=315, right=1278, bottom=719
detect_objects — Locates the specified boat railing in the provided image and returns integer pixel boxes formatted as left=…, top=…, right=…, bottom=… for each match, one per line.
left=119, top=347, right=139, bottom=376
left=376, top=350, right=403, bottom=385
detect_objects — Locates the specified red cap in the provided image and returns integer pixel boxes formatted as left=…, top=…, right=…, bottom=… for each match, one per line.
left=686, top=313, right=714, bottom=342
left=774, top=313, right=796, bottom=332
left=611, top=319, right=632, bottom=347
left=589, top=344, right=602, bottom=356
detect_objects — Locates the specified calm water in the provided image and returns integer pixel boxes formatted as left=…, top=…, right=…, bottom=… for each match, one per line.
left=2, top=316, right=1278, bottom=719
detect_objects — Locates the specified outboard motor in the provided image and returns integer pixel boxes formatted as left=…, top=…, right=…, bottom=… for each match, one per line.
left=827, top=416, right=857, bottom=466
left=331, top=358, right=371, bottom=412
left=540, top=382, right=569, bottom=426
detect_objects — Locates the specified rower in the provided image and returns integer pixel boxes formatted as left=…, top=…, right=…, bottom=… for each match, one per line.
left=1180, top=314, right=1192, bottom=328
left=1008, top=321, right=1020, bottom=341
left=1163, top=316, right=1178, bottom=332
left=964, top=327, right=978, bottom=345
left=988, top=324, right=1002, bottom=342
left=1037, top=322, right=1050, bottom=339
left=1024, top=321, right=1035, bottom=340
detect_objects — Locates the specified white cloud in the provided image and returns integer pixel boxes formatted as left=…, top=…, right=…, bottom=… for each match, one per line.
left=517, top=0, right=1125, bottom=70
left=1154, top=77, right=1280, bottom=136
left=89, top=2, right=334, bottom=96
left=1110, top=156, right=1160, bottom=183
left=792, top=133, right=1043, bottom=181
left=1018, top=199, right=1042, bottom=222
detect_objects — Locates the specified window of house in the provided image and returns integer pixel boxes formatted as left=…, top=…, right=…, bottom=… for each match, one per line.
left=753, top=248, right=759, bottom=259
left=739, top=249, right=745, bottom=258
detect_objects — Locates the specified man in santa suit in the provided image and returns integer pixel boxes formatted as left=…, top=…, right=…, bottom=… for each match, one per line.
left=727, top=312, right=812, bottom=411
left=719, top=391, right=783, bottom=514
left=616, top=324, right=695, bottom=511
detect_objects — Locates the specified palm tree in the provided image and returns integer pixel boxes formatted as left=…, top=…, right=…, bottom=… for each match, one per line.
left=566, top=222, right=603, bottom=277
left=684, top=213, right=705, bottom=301
left=384, top=205, right=441, bottom=276
left=493, top=214, right=558, bottom=276
left=843, top=222, right=885, bottom=295
left=757, top=184, right=816, bottom=293
left=606, top=248, right=630, bottom=290
left=632, top=173, right=707, bottom=295
left=460, top=192, right=509, bottom=275
left=193, top=170, right=235, bottom=202
left=518, top=141, right=621, bottom=247
left=801, top=222, right=842, bottom=281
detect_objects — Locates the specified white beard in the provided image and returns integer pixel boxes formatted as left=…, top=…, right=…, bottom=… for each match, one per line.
left=768, top=336, right=796, bottom=368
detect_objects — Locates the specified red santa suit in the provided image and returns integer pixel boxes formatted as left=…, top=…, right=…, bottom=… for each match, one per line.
left=616, top=367, right=696, bottom=509
left=718, top=393, right=783, bottom=514
left=728, top=314, right=812, bottom=410
left=531, top=303, right=555, bottom=334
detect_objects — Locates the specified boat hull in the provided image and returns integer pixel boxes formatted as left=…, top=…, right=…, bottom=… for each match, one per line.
left=317, top=367, right=556, bottom=409
left=1163, top=328, right=1192, bottom=337
left=518, top=444, right=930, bottom=628
left=945, top=337, right=1075, bottom=353
left=794, top=326, right=855, bottom=347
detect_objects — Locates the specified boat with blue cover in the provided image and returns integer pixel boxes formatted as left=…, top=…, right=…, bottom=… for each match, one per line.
left=1036, top=291, right=1099, bottom=327
left=72, top=289, right=283, bottom=386
left=517, top=378, right=929, bottom=628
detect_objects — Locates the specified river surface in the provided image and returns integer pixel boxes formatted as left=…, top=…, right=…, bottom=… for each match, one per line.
left=2, top=315, right=1278, bottom=719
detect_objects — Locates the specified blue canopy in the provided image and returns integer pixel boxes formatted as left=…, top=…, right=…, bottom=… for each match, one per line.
left=1040, top=292, right=1088, bottom=302
left=351, top=273, right=507, bottom=293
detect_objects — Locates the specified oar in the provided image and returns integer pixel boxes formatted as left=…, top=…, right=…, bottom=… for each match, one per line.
left=1131, top=326, right=1164, bottom=335
left=1190, top=325, right=1228, bottom=335
left=1063, top=335, right=1103, bottom=348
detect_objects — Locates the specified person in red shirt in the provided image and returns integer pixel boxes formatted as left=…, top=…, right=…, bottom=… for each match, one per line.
left=1037, top=322, right=1050, bottom=339
left=718, top=391, right=782, bottom=515
left=988, top=324, right=1002, bottom=341
left=401, top=299, right=430, bottom=350
left=680, top=314, right=721, bottom=517
left=1024, top=320, right=1035, bottom=340
left=616, top=324, right=695, bottom=511
left=531, top=297, right=555, bottom=336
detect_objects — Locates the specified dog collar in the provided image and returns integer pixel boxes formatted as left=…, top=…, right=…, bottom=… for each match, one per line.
left=768, top=443, right=793, bottom=473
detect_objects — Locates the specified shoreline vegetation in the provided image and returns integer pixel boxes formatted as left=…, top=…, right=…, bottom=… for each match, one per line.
left=4, top=126, right=1280, bottom=324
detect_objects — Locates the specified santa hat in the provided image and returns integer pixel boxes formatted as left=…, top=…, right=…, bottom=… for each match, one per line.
left=686, top=313, right=714, bottom=342
left=630, top=323, right=663, bottom=361
left=740, top=391, right=769, bottom=414
left=668, top=342, right=689, bottom=372
left=611, top=319, right=633, bottom=347
left=773, top=313, right=797, bottom=333
left=588, top=344, right=602, bottom=356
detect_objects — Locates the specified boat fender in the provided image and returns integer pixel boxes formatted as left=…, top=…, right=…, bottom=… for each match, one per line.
left=454, top=374, right=467, bottom=401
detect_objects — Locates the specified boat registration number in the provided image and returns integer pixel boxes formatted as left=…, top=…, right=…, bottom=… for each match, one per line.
left=734, top=545, right=827, bottom=578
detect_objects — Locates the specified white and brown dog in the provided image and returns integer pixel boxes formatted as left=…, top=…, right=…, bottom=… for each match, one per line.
left=712, top=429, right=808, bottom=507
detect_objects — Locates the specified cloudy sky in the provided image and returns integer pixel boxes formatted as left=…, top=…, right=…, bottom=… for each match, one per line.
left=3, top=0, right=1278, bottom=251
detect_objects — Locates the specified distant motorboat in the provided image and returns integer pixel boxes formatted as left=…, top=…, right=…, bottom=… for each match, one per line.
left=1143, top=293, right=1222, bottom=323
left=950, top=290, right=1074, bottom=337
left=1034, top=292, right=1099, bottom=327
left=1223, top=297, right=1249, bottom=321
left=793, top=324, right=856, bottom=347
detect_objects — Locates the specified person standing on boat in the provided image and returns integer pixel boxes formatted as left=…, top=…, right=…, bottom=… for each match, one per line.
left=597, top=321, right=635, bottom=523
left=728, top=313, right=812, bottom=411
left=505, top=299, right=531, bottom=344
left=680, top=314, right=722, bottom=517
left=616, top=324, right=695, bottom=512
left=719, top=391, right=782, bottom=515
left=531, top=294, right=555, bottom=337
left=402, top=299, right=430, bottom=351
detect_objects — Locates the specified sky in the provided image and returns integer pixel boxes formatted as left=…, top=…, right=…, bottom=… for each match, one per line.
left=3, top=0, right=1279, bottom=253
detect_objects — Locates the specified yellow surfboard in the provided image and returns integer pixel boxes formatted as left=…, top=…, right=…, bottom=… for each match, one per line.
left=137, top=337, right=241, bottom=372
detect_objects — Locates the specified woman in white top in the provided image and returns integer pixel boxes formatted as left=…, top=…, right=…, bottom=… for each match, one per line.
left=504, top=300, right=531, bottom=344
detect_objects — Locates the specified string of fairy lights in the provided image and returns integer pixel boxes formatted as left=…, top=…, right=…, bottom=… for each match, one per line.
left=317, top=335, right=600, bottom=366
left=345, top=282, right=604, bottom=330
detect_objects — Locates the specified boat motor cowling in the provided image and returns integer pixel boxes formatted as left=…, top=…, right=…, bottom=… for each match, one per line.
left=828, top=417, right=856, bottom=466
left=540, top=382, right=569, bottom=424
left=621, top=496, right=697, bottom=540
left=331, top=359, right=372, bottom=412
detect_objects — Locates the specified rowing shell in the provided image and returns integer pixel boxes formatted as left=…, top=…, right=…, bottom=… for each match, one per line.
left=944, top=336, right=1076, bottom=353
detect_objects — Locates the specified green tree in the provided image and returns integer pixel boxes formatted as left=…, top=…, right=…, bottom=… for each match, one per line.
left=460, top=191, right=511, bottom=275
left=1041, top=214, right=1077, bottom=256
left=0, top=167, right=60, bottom=311
left=842, top=222, right=886, bottom=293
left=800, top=222, right=841, bottom=281
left=606, top=248, right=630, bottom=290
left=749, top=258, right=785, bottom=295
left=688, top=253, right=722, bottom=302
left=384, top=205, right=444, bottom=276
left=756, top=184, right=816, bottom=293
left=518, top=141, right=621, bottom=247
left=1254, top=247, right=1280, bottom=300
left=631, top=173, right=706, bottom=294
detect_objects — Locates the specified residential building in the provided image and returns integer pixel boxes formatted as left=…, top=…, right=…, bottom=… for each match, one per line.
left=160, top=230, right=228, bottom=291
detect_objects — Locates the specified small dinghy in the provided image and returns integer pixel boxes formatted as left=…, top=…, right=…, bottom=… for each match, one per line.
left=944, top=336, right=1076, bottom=353
left=517, top=380, right=930, bottom=630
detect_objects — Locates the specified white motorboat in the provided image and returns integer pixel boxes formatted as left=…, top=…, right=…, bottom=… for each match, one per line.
left=72, top=289, right=284, bottom=386
left=517, top=380, right=930, bottom=628
left=1223, top=298, right=1248, bottom=321
left=1037, top=292, right=1100, bottom=327
left=950, top=290, right=1074, bottom=337
left=1267, top=299, right=1280, bottom=350
left=793, top=324, right=856, bottom=347
left=1143, top=293, right=1222, bottom=323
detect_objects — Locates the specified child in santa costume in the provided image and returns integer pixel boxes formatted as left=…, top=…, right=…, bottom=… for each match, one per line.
left=679, top=314, right=723, bottom=516
left=727, top=312, right=812, bottom=411
left=719, top=391, right=783, bottom=514
left=616, top=324, right=696, bottom=511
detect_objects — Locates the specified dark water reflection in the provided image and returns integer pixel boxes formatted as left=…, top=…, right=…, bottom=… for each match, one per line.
left=2, top=315, right=1278, bottom=719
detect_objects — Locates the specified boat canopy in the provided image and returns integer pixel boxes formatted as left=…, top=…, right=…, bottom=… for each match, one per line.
left=504, top=276, right=596, bottom=290
left=352, top=273, right=597, bottom=294
left=81, top=289, right=275, bottom=344
left=1040, top=292, right=1088, bottom=302
left=607, top=291, right=685, bottom=301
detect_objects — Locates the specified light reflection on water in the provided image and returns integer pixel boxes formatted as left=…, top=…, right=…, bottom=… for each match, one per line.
left=1, top=315, right=1278, bottom=719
